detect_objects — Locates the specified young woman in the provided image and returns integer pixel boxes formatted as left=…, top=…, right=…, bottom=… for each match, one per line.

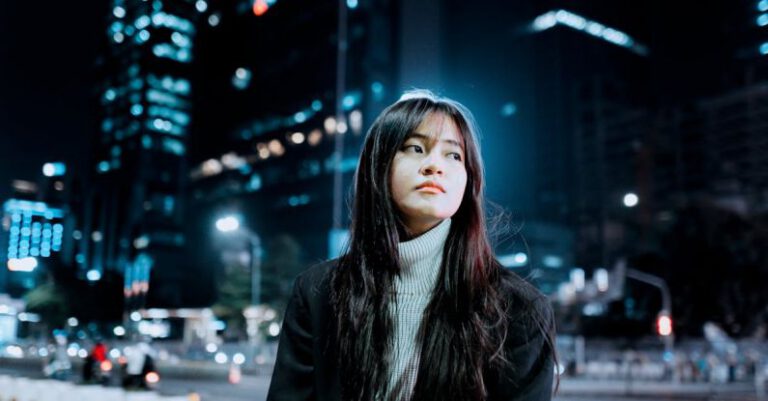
left=266, top=90, right=557, bottom=401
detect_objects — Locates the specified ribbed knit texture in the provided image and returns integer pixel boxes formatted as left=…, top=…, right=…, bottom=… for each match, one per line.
left=386, top=218, right=451, bottom=401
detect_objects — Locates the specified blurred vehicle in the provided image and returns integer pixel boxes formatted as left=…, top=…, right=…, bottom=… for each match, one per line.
left=1, top=343, right=24, bottom=358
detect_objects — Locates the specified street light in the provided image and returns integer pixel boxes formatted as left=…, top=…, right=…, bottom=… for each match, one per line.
left=214, top=214, right=262, bottom=306
left=42, top=162, right=66, bottom=177
left=215, top=216, right=240, bottom=233
left=623, top=192, right=639, bottom=207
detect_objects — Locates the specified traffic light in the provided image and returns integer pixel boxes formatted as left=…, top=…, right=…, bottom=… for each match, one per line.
left=656, top=312, right=673, bottom=337
left=252, top=0, right=269, bottom=16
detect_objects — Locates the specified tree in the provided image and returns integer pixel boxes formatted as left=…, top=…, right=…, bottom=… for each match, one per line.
left=212, top=233, right=306, bottom=340
left=260, top=234, right=304, bottom=311
left=24, top=279, right=69, bottom=330
left=212, top=262, right=252, bottom=341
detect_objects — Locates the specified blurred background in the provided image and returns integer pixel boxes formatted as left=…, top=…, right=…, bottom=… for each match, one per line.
left=1, top=0, right=767, bottom=400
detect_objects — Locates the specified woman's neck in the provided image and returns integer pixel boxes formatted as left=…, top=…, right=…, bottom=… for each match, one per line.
left=397, top=218, right=443, bottom=241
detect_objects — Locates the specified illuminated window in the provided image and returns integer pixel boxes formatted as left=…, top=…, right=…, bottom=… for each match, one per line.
left=161, top=138, right=185, bottom=155
left=104, top=89, right=117, bottom=102
left=131, top=104, right=144, bottom=116
left=501, top=102, right=517, bottom=117
left=142, top=136, right=153, bottom=149
left=152, top=44, right=192, bottom=63
left=232, top=68, right=251, bottom=90
left=110, top=21, right=124, bottom=33
left=171, top=32, right=191, bottom=48
left=137, top=29, right=151, bottom=43
left=371, top=81, right=384, bottom=100
left=246, top=174, right=262, bottom=192
left=42, top=162, right=66, bottom=177
left=113, top=6, right=126, bottom=19
left=148, top=106, right=190, bottom=126
left=758, top=13, right=768, bottom=26
left=164, top=196, right=175, bottom=214
left=151, top=11, right=195, bottom=34
left=98, top=161, right=111, bottom=173
left=3, top=200, right=65, bottom=261
left=287, top=194, right=311, bottom=207
left=135, top=16, right=151, bottom=30
left=342, top=92, right=361, bottom=110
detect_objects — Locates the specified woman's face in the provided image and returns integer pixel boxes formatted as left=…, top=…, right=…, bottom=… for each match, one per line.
left=389, top=112, right=468, bottom=237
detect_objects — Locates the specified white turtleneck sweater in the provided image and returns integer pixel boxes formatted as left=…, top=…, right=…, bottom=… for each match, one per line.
left=386, top=218, right=452, bottom=400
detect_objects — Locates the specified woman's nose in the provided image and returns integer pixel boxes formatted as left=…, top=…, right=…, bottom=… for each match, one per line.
left=420, top=155, right=444, bottom=176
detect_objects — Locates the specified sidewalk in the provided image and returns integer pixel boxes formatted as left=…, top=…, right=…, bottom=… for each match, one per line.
left=558, top=377, right=758, bottom=398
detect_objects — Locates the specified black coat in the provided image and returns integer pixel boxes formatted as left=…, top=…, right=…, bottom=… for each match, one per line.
left=266, top=259, right=555, bottom=401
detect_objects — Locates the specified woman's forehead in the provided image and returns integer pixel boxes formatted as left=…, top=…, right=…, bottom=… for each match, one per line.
left=411, top=112, right=464, bottom=148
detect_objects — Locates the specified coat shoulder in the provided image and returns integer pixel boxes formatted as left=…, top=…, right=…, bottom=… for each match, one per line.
left=496, top=268, right=554, bottom=333
left=293, top=257, right=339, bottom=301
left=497, top=268, right=549, bottom=307
left=297, top=257, right=338, bottom=281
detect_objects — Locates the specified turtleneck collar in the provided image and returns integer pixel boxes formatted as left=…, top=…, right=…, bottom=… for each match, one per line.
left=397, top=218, right=452, bottom=265
left=394, top=218, right=452, bottom=294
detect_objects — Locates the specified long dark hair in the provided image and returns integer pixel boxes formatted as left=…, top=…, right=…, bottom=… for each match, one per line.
left=330, top=90, right=557, bottom=401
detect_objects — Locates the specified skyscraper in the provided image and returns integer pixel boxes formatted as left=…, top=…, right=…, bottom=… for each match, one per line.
left=82, top=0, right=202, bottom=308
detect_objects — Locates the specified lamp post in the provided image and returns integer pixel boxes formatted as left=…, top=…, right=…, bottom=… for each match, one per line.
left=215, top=215, right=262, bottom=306
left=625, top=268, right=674, bottom=363
left=620, top=194, right=674, bottom=355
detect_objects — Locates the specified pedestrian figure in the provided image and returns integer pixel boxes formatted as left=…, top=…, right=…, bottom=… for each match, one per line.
left=82, top=341, right=108, bottom=383
left=122, top=341, right=154, bottom=389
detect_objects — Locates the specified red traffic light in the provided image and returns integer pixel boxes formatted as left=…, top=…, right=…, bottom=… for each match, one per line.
left=253, top=0, right=269, bottom=16
left=657, top=314, right=673, bottom=337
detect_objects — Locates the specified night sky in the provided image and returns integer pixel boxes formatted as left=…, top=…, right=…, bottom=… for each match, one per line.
left=0, top=3, right=107, bottom=200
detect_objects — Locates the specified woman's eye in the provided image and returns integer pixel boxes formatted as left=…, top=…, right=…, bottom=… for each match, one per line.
left=449, top=152, right=463, bottom=161
left=404, top=145, right=423, bottom=153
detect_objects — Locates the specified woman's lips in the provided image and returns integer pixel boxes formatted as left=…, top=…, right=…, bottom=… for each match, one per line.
left=415, top=182, right=446, bottom=193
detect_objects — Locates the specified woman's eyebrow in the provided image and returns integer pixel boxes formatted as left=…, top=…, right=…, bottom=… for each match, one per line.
left=408, top=132, right=464, bottom=150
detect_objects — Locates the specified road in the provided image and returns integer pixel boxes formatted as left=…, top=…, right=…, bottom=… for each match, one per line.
left=148, top=377, right=763, bottom=401
left=0, top=363, right=760, bottom=401
left=156, top=375, right=271, bottom=401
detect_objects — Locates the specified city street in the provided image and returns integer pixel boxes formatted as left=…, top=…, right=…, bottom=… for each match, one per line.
left=149, top=376, right=765, bottom=401
left=1, top=361, right=761, bottom=401
left=157, top=375, right=271, bottom=401
left=0, top=362, right=270, bottom=401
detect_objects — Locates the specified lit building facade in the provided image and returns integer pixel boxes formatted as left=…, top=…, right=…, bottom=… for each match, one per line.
left=0, top=200, right=65, bottom=295
left=569, top=0, right=768, bottom=269
left=81, top=0, right=203, bottom=308
left=0, top=163, right=75, bottom=296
